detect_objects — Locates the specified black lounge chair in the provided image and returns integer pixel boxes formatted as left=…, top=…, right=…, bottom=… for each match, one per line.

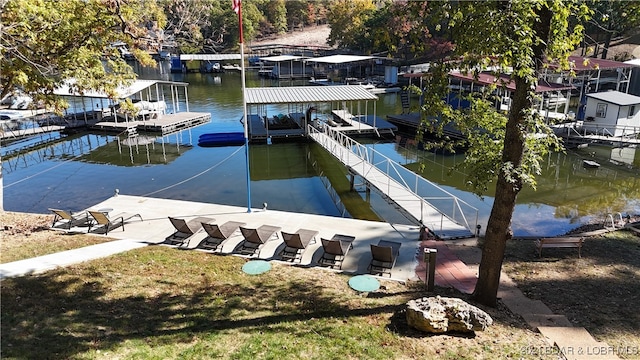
left=279, top=228, right=318, bottom=262
left=237, top=225, right=281, bottom=257
left=318, top=234, right=355, bottom=269
left=49, top=208, right=90, bottom=231
left=165, top=216, right=214, bottom=246
left=368, top=240, right=401, bottom=277
left=88, top=210, right=143, bottom=235
left=197, top=221, right=246, bottom=251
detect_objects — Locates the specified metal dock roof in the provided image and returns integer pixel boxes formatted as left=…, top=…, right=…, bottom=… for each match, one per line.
left=179, top=54, right=241, bottom=61
left=245, top=85, right=378, bottom=105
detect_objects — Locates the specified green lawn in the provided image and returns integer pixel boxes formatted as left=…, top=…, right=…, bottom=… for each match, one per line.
left=1, top=246, right=546, bottom=360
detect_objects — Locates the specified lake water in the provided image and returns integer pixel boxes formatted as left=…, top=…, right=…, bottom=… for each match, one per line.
left=2, top=62, right=639, bottom=237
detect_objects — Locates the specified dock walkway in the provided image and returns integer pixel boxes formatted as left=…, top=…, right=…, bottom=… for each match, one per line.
left=0, top=125, right=65, bottom=140
left=308, top=125, right=476, bottom=239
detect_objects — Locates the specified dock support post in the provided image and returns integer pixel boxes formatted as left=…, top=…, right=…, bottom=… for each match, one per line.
left=349, top=174, right=355, bottom=191
left=424, top=248, right=437, bottom=292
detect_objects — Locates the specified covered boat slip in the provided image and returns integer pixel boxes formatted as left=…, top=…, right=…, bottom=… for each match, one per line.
left=243, top=85, right=397, bottom=143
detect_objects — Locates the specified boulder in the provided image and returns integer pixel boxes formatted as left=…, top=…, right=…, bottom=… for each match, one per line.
left=406, top=296, right=493, bottom=334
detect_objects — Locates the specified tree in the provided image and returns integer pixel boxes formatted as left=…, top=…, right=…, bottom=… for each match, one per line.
left=326, top=0, right=376, bottom=50
left=161, top=0, right=215, bottom=53
left=1, top=0, right=165, bottom=111
left=262, top=0, right=288, bottom=35
left=285, top=0, right=308, bottom=30
left=584, top=0, right=640, bottom=59
left=362, top=1, right=452, bottom=59
left=420, top=1, right=589, bottom=306
left=0, top=0, right=165, bottom=212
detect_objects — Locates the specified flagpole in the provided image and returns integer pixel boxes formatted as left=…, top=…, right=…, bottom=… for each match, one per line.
left=235, top=0, right=251, bottom=213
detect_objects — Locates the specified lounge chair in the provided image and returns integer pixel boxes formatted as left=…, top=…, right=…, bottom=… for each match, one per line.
left=279, top=228, right=318, bottom=262
left=237, top=225, right=282, bottom=257
left=368, top=240, right=401, bottom=277
left=165, top=216, right=214, bottom=246
left=197, top=221, right=246, bottom=251
left=88, top=210, right=143, bottom=235
left=318, top=234, right=355, bottom=269
left=49, top=208, right=90, bottom=231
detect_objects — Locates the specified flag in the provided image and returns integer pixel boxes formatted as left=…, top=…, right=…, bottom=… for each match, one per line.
left=232, top=0, right=241, bottom=14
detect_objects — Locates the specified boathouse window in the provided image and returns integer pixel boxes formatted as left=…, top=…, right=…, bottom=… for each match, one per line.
left=629, top=105, right=636, bottom=118
left=596, top=103, right=607, bottom=118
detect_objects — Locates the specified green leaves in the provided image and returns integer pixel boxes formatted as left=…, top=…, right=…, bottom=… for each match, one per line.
left=1, top=0, right=163, bottom=108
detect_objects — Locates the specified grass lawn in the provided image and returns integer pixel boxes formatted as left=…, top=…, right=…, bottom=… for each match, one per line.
left=1, top=213, right=548, bottom=359
left=1, top=212, right=108, bottom=264
left=502, top=230, right=640, bottom=359
left=6, top=212, right=638, bottom=359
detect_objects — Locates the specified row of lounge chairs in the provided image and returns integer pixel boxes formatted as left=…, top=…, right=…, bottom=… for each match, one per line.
left=48, top=209, right=401, bottom=276
left=49, top=208, right=142, bottom=235
left=165, top=216, right=401, bottom=276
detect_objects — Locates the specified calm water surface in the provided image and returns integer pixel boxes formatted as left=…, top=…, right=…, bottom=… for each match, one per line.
left=3, top=62, right=639, bottom=237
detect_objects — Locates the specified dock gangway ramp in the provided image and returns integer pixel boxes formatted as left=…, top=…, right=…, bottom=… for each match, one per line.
left=308, top=125, right=477, bottom=239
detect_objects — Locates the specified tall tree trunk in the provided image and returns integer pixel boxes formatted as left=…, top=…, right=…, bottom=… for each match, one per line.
left=473, top=3, right=552, bottom=307
left=601, top=31, right=612, bottom=59
left=473, top=77, right=527, bottom=306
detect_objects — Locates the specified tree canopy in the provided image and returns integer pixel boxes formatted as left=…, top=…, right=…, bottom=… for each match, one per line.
left=326, top=0, right=376, bottom=51
left=1, top=0, right=165, bottom=111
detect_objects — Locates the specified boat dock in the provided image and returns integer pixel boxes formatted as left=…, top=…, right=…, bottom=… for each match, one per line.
left=243, top=85, right=397, bottom=143
left=92, top=112, right=211, bottom=135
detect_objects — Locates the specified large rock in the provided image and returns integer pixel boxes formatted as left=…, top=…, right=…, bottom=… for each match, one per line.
left=406, top=296, right=493, bottom=334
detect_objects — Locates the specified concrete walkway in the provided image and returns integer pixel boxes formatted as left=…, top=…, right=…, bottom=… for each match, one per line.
left=445, top=239, right=618, bottom=360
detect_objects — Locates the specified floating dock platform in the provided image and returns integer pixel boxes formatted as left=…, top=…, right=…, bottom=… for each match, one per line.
left=92, top=112, right=211, bottom=135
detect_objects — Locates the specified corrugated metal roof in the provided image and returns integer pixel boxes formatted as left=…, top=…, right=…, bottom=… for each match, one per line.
left=305, top=54, right=375, bottom=64
left=54, top=79, right=189, bottom=99
left=245, top=85, right=378, bottom=104
left=180, top=54, right=241, bottom=61
left=260, top=55, right=307, bottom=62
left=586, top=91, right=640, bottom=106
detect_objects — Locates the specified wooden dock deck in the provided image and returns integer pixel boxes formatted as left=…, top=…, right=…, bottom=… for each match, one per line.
left=0, top=125, right=65, bottom=140
left=92, top=112, right=210, bottom=135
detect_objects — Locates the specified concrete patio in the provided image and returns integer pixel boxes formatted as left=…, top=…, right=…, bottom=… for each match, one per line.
left=1, top=194, right=424, bottom=281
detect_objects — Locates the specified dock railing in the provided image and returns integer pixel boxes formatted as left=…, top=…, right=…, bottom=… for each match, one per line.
left=308, top=124, right=478, bottom=233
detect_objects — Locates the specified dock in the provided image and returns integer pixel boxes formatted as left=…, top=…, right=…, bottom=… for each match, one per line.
left=92, top=112, right=211, bottom=135
left=330, top=109, right=397, bottom=136
left=0, top=125, right=65, bottom=140
left=308, top=125, right=476, bottom=239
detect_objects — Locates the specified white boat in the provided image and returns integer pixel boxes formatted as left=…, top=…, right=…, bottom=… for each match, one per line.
left=583, top=160, right=600, bottom=168
left=222, top=64, right=241, bottom=71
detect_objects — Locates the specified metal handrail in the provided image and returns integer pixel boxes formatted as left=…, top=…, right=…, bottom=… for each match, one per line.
left=308, top=124, right=478, bottom=232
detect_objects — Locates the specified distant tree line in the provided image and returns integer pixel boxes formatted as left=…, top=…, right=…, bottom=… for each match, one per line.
left=161, top=0, right=640, bottom=62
